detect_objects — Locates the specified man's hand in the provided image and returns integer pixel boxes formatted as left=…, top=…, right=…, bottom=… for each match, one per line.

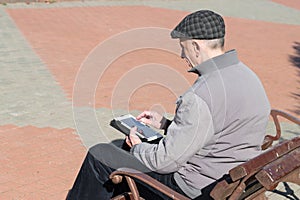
left=136, top=111, right=163, bottom=129
left=126, top=126, right=142, bottom=148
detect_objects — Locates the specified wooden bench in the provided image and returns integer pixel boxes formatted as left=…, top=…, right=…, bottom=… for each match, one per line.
left=109, top=109, right=300, bottom=200
left=210, top=137, right=300, bottom=200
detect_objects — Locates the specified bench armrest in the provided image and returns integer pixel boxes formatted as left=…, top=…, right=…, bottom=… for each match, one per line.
left=262, top=109, right=300, bottom=150
left=110, top=168, right=190, bottom=200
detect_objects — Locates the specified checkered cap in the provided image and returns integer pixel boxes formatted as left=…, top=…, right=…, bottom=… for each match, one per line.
left=171, top=10, right=225, bottom=40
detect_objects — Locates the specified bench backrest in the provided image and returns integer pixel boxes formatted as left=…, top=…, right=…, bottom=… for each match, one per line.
left=229, top=136, right=300, bottom=181
left=211, top=109, right=300, bottom=199
left=210, top=137, right=300, bottom=200
left=256, top=146, right=300, bottom=191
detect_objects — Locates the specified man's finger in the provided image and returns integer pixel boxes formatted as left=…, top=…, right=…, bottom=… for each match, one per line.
left=139, top=118, right=152, bottom=125
left=130, top=126, right=137, bottom=132
left=125, top=136, right=132, bottom=147
left=129, top=126, right=142, bottom=146
left=129, top=132, right=139, bottom=140
left=129, top=127, right=139, bottom=139
left=136, top=111, right=151, bottom=120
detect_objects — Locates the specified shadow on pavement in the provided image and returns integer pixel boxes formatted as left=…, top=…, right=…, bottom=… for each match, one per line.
left=272, top=182, right=299, bottom=200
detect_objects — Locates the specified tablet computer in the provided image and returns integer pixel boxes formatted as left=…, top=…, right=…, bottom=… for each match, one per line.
left=110, top=114, right=163, bottom=142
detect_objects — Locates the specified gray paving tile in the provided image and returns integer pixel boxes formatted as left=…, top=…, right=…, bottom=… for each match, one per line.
left=267, top=120, right=300, bottom=141
left=72, top=106, right=300, bottom=149
left=0, top=8, right=73, bottom=128
left=0, top=0, right=298, bottom=198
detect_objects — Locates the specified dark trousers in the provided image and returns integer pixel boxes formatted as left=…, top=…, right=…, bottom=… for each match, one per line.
left=66, top=143, right=187, bottom=200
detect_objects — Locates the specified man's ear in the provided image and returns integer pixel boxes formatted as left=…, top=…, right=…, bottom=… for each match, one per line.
left=192, top=40, right=201, bottom=57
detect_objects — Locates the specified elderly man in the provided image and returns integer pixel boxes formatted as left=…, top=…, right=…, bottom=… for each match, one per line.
left=67, top=10, right=270, bottom=200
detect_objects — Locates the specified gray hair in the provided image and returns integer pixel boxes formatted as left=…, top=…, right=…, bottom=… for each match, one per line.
left=206, top=38, right=224, bottom=50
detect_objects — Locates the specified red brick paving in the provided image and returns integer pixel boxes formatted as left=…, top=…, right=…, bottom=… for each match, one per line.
left=7, top=6, right=300, bottom=116
left=0, top=125, right=86, bottom=199
left=6, top=6, right=186, bottom=101
left=3, top=4, right=300, bottom=200
left=225, top=17, right=300, bottom=116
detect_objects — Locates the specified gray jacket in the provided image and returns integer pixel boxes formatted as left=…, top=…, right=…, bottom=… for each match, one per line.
left=131, top=50, right=270, bottom=198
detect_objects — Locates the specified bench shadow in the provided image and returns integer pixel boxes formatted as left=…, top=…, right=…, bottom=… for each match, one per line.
left=271, top=182, right=299, bottom=200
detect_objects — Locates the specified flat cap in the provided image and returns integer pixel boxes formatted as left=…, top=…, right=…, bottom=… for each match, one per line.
left=171, top=10, right=225, bottom=40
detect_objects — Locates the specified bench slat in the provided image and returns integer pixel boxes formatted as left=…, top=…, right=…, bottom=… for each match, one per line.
left=229, top=137, right=300, bottom=181
left=255, top=147, right=300, bottom=190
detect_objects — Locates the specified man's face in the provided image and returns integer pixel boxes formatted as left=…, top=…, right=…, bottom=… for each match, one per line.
left=179, top=38, right=199, bottom=68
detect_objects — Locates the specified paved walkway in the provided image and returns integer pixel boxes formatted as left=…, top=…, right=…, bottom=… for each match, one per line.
left=0, top=0, right=299, bottom=199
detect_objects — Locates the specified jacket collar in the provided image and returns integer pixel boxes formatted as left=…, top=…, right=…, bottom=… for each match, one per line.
left=188, top=49, right=239, bottom=76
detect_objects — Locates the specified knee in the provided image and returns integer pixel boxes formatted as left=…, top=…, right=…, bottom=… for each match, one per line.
left=88, top=143, right=127, bottom=163
left=89, top=143, right=110, bottom=152
left=90, top=142, right=122, bottom=153
left=88, top=143, right=112, bottom=159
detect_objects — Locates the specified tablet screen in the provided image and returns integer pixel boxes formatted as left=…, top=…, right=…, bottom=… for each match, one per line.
left=120, top=117, right=159, bottom=139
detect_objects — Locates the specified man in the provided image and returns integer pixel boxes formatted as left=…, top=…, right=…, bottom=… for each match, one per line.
left=67, top=10, right=270, bottom=199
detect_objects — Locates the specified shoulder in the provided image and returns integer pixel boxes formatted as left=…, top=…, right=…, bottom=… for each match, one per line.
left=176, top=91, right=210, bottom=113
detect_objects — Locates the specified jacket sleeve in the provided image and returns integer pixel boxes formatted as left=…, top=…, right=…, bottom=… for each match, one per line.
left=130, top=91, right=214, bottom=173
